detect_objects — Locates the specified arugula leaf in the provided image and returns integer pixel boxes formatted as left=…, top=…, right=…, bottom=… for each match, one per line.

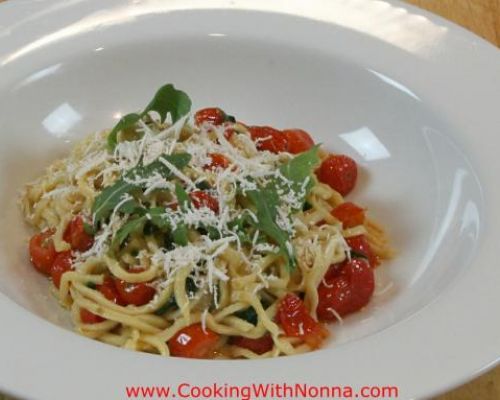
left=278, top=145, right=320, bottom=208
left=107, top=84, right=192, bottom=152
left=106, top=113, right=142, bottom=152
left=128, top=153, right=191, bottom=186
left=154, top=277, right=197, bottom=315
left=195, top=180, right=211, bottom=190
left=154, top=297, right=177, bottom=316
left=83, top=222, right=96, bottom=235
left=246, top=185, right=296, bottom=270
left=174, top=182, right=190, bottom=211
left=147, top=207, right=171, bottom=230
left=113, top=216, right=147, bottom=247
left=118, top=198, right=142, bottom=214
left=235, top=307, right=258, bottom=326
left=351, top=250, right=369, bottom=260
left=172, top=224, right=189, bottom=246
left=228, top=214, right=254, bottom=244
left=91, top=180, right=136, bottom=228
left=91, top=153, right=191, bottom=227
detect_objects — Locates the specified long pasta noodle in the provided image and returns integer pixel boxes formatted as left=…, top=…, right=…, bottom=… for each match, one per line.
left=19, top=89, right=393, bottom=359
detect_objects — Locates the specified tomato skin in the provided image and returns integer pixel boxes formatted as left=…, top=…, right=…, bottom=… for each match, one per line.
left=194, top=108, right=227, bottom=126
left=331, top=202, right=365, bottom=228
left=189, top=191, right=219, bottom=213
left=230, top=335, right=274, bottom=355
left=283, top=129, right=315, bottom=154
left=317, top=258, right=375, bottom=320
left=29, top=230, right=57, bottom=275
left=346, top=235, right=379, bottom=267
left=80, top=277, right=124, bottom=324
left=317, top=154, right=358, bottom=196
left=113, top=279, right=156, bottom=307
left=277, top=293, right=329, bottom=349
left=97, top=276, right=124, bottom=305
left=205, top=153, right=230, bottom=170
left=248, top=126, right=288, bottom=153
left=63, top=216, right=94, bottom=252
left=50, top=251, right=73, bottom=289
left=80, top=308, right=104, bottom=324
left=168, top=324, right=220, bottom=359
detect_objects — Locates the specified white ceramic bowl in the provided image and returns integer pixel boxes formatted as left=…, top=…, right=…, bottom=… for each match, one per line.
left=0, top=1, right=499, bottom=399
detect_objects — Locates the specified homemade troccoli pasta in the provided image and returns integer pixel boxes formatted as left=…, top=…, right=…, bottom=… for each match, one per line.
left=20, top=84, right=392, bottom=359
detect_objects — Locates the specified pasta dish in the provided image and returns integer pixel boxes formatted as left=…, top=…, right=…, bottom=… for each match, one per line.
left=20, top=84, right=392, bottom=359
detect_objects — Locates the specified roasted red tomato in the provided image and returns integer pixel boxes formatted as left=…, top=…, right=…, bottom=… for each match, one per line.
left=346, top=235, right=379, bottom=267
left=29, top=230, right=57, bottom=275
left=331, top=202, right=365, bottom=229
left=168, top=324, right=220, bottom=358
left=283, top=129, right=315, bottom=154
left=277, top=293, right=329, bottom=349
left=189, top=191, right=219, bottom=213
left=114, top=278, right=156, bottom=307
left=317, top=154, right=358, bottom=196
left=50, top=251, right=73, bottom=289
left=80, top=308, right=104, bottom=324
left=230, top=335, right=274, bottom=355
left=248, top=126, right=288, bottom=153
left=63, top=216, right=94, bottom=252
left=317, top=258, right=375, bottom=320
left=194, top=108, right=227, bottom=126
left=97, top=276, right=124, bottom=305
left=205, top=153, right=230, bottom=170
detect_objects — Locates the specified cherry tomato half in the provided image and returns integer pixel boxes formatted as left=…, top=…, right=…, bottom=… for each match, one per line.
left=277, top=293, right=329, bottom=349
left=331, top=202, right=365, bottom=229
left=317, top=258, right=374, bottom=320
left=230, top=334, right=274, bottom=355
left=168, top=324, right=220, bottom=359
left=194, top=108, right=227, bottom=126
left=80, top=308, right=105, bottom=324
left=51, top=251, right=73, bottom=289
left=114, top=278, right=156, bottom=307
left=248, top=126, right=288, bottom=153
left=346, top=235, right=379, bottom=267
left=63, top=216, right=94, bottom=252
left=29, top=230, right=57, bottom=275
left=189, top=191, right=219, bottom=213
left=204, top=153, right=230, bottom=171
left=283, top=129, right=315, bottom=154
left=317, top=154, right=358, bottom=196
left=97, top=276, right=124, bottom=305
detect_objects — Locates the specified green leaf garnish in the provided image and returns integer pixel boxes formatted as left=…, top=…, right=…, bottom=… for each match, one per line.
left=91, top=180, right=136, bottom=228
left=235, top=306, right=258, bottom=326
left=130, top=153, right=191, bottom=188
left=195, top=180, right=211, bottom=190
left=91, top=153, right=191, bottom=228
left=107, top=84, right=192, bottom=152
left=172, top=224, right=189, bottom=246
left=154, top=277, right=197, bottom=315
left=278, top=145, right=320, bottom=209
left=83, top=222, right=96, bottom=235
left=350, top=250, right=369, bottom=260
left=246, top=185, right=296, bottom=270
left=113, top=216, right=147, bottom=247
left=174, top=182, right=190, bottom=211
left=154, top=297, right=177, bottom=315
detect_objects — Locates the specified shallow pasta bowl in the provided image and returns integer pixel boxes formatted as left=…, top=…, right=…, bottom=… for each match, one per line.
left=0, top=0, right=499, bottom=399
